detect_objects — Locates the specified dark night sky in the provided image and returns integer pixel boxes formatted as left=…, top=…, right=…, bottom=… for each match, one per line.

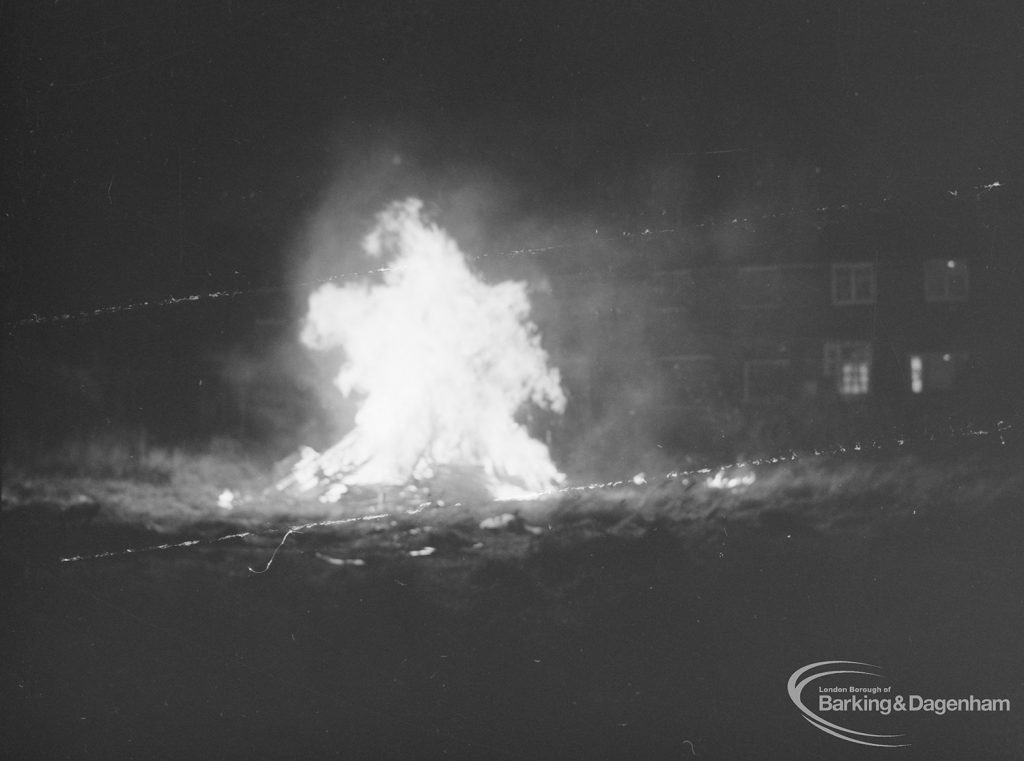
left=3, top=0, right=1023, bottom=321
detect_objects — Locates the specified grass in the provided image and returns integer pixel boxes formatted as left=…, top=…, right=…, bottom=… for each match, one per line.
left=4, top=428, right=1020, bottom=555
left=2, top=434, right=268, bottom=532
left=4, top=432, right=1022, bottom=760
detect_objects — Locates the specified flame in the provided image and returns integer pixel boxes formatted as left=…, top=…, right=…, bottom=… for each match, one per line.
left=705, top=467, right=756, bottom=491
left=285, top=198, right=566, bottom=500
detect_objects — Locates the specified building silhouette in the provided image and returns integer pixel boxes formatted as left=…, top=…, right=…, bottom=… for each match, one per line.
left=548, top=193, right=1021, bottom=456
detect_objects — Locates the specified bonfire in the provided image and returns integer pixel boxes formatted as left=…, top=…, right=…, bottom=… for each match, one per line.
left=276, top=199, right=566, bottom=503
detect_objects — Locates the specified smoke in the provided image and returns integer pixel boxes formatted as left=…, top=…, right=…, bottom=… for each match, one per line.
left=279, top=141, right=786, bottom=487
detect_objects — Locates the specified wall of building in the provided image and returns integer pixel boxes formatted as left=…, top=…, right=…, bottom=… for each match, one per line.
left=548, top=199, right=1022, bottom=455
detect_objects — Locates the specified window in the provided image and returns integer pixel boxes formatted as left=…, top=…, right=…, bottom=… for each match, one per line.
left=743, top=359, right=791, bottom=401
left=831, top=262, right=876, bottom=305
left=924, top=259, right=969, bottom=302
left=824, top=341, right=872, bottom=396
left=909, top=352, right=968, bottom=393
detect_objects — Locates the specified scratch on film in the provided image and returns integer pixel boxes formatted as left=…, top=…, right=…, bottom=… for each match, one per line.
left=56, top=421, right=1012, bottom=568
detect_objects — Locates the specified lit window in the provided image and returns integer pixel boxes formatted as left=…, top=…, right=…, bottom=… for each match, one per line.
left=831, top=263, right=875, bottom=305
left=824, top=341, right=872, bottom=396
left=910, top=355, right=923, bottom=394
left=840, top=362, right=869, bottom=395
left=924, top=259, right=969, bottom=302
left=908, top=352, right=967, bottom=392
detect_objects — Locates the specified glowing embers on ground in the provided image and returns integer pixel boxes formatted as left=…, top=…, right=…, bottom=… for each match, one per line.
left=278, top=198, right=566, bottom=502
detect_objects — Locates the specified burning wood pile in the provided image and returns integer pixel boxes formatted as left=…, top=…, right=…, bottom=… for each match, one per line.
left=275, top=199, right=566, bottom=506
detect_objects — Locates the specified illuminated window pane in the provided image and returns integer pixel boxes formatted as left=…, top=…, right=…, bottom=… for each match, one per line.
left=840, top=361, right=869, bottom=395
left=824, top=341, right=872, bottom=397
left=910, top=355, right=923, bottom=393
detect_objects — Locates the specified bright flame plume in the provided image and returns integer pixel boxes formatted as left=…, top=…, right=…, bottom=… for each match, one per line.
left=282, top=198, right=566, bottom=500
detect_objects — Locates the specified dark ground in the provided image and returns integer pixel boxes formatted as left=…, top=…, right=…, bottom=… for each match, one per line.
left=2, top=446, right=1023, bottom=760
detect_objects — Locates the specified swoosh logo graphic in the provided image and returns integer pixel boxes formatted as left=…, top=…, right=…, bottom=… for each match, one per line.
left=788, top=660, right=910, bottom=748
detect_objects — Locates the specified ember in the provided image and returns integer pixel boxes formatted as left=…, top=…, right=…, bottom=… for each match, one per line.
left=278, top=199, right=566, bottom=501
